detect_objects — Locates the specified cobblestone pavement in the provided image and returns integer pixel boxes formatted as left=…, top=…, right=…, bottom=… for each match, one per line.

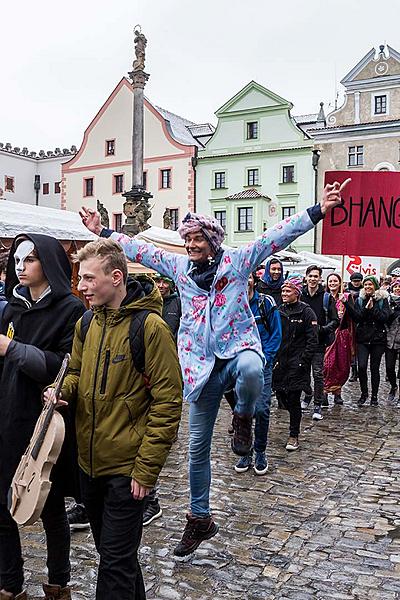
left=21, top=377, right=399, bottom=599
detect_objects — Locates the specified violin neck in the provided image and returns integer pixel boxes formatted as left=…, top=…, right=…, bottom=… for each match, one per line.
left=31, top=404, right=55, bottom=460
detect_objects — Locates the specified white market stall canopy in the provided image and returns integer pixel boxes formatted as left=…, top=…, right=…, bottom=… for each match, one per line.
left=0, top=200, right=96, bottom=242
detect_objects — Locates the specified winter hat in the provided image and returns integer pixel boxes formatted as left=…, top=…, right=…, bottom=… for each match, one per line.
left=178, top=212, right=225, bottom=254
left=349, top=272, right=363, bottom=282
left=363, top=275, right=379, bottom=290
left=282, top=273, right=303, bottom=297
left=391, top=277, right=400, bottom=290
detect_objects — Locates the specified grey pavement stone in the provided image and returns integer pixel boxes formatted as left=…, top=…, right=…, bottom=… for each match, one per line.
left=16, top=376, right=400, bottom=599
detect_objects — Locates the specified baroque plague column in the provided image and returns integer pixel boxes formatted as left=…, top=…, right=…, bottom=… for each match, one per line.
left=122, top=26, right=153, bottom=235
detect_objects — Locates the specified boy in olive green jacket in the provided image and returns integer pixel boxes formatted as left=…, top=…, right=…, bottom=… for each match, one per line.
left=45, top=238, right=182, bottom=600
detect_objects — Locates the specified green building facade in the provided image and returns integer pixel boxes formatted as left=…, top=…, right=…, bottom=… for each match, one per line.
left=196, top=81, right=316, bottom=251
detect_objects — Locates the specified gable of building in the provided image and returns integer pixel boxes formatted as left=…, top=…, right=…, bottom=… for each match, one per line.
left=63, top=78, right=203, bottom=173
left=203, top=81, right=309, bottom=155
left=324, top=44, right=400, bottom=129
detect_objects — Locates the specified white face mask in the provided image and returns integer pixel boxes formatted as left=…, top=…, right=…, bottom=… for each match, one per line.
left=14, top=240, right=35, bottom=277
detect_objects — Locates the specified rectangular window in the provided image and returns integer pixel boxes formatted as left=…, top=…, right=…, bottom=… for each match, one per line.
left=161, top=169, right=171, bottom=189
left=114, top=174, right=124, bottom=194
left=43, top=182, right=49, bottom=195
left=282, top=165, right=295, bottom=183
left=238, top=207, right=253, bottom=231
left=54, top=181, right=61, bottom=194
left=348, top=145, right=364, bottom=166
left=214, top=210, right=226, bottom=231
left=106, top=139, right=115, bottom=156
left=114, top=213, right=123, bottom=233
left=169, top=208, right=179, bottom=231
left=246, top=121, right=258, bottom=140
left=282, top=206, right=296, bottom=220
left=84, top=178, right=94, bottom=197
left=214, top=172, right=226, bottom=189
left=5, top=176, right=14, bottom=192
left=247, top=168, right=259, bottom=186
left=143, top=171, right=147, bottom=189
left=374, top=95, right=387, bottom=114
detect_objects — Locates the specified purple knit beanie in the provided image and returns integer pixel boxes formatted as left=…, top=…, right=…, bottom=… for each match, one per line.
left=178, top=212, right=225, bottom=254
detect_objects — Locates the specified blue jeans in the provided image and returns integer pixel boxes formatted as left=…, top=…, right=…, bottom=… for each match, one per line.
left=253, top=363, right=273, bottom=454
left=189, top=350, right=264, bottom=517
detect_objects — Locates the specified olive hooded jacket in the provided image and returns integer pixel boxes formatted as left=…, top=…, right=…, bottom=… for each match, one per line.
left=61, top=276, right=183, bottom=488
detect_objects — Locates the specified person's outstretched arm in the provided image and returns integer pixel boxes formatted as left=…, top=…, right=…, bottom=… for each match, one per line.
left=80, top=207, right=185, bottom=281
left=232, top=180, right=351, bottom=277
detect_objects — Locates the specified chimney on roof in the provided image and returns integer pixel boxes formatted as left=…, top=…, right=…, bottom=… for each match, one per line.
left=317, top=102, right=326, bottom=126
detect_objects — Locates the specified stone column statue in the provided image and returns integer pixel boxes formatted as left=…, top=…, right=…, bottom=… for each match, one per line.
left=122, top=25, right=153, bottom=236
left=163, top=209, right=172, bottom=230
left=97, top=199, right=110, bottom=228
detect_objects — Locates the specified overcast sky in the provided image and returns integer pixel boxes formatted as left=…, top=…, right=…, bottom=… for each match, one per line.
left=1, top=0, right=399, bottom=151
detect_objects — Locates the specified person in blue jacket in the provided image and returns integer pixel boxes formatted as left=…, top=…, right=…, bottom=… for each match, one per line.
left=234, top=271, right=282, bottom=475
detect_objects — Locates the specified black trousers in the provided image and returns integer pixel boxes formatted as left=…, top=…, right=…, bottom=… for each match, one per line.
left=357, top=343, right=385, bottom=398
left=0, top=483, right=70, bottom=595
left=80, top=470, right=146, bottom=600
left=276, top=390, right=302, bottom=437
left=385, top=348, right=400, bottom=390
left=303, top=351, right=324, bottom=405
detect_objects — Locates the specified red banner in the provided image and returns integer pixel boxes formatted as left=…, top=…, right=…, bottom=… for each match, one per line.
left=321, top=170, right=400, bottom=259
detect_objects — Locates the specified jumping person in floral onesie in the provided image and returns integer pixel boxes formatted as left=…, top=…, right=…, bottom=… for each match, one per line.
left=80, top=178, right=350, bottom=557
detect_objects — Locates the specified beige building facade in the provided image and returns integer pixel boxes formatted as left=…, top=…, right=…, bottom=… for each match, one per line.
left=302, top=44, right=400, bottom=252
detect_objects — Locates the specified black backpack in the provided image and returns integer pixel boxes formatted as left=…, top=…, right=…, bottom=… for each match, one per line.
left=79, top=309, right=154, bottom=375
left=258, top=293, right=277, bottom=334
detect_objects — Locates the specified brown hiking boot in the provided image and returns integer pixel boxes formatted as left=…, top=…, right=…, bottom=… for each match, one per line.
left=0, top=591, right=27, bottom=600
left=42, top=584, right=71, bottom=600
left=174, top=513, right=219, bottom=557
left=231, top=413, right=253, bottom=456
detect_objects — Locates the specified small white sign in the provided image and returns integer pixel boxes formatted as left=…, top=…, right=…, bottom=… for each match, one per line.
left=343, top=255, right=381, bottom=282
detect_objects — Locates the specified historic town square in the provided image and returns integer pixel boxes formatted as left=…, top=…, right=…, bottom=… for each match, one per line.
left=0, top=1, right=400, bottom=598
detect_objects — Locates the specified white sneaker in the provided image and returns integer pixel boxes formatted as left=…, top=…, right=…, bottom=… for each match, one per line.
left=300, top=400, right=310, bottom=411
left=285, top=436, right=299, bottom=451
left=312, top=407, right=323, bottom=420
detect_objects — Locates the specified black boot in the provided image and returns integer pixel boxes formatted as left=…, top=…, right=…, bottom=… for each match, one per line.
left=349, top=366, right=358, bottom=382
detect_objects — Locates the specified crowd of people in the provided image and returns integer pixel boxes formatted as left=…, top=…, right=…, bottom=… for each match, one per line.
left=1, top=178, right=398, bottom=600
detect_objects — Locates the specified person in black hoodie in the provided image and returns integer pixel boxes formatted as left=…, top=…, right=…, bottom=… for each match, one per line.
left=343, top=275, right=391, bottom=406
left=347, top=272, right=363, bottom=381
left=301, top=265, right=339, bottom=420
left=0, top=234, right=85, bottom=600
left=141, top=274, right=182, bottom=528
left=154, top=274, right=181, bottom=338
left=273, top=274, right=318, bottom=451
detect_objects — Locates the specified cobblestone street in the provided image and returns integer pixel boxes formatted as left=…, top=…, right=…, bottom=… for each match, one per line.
left=21, top=377, right=399, bottom=600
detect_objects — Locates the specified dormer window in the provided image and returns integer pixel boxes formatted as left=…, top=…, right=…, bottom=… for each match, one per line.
left=246, top=121, right=258, bottom=140
left=374, top=95, right=387, bottom=114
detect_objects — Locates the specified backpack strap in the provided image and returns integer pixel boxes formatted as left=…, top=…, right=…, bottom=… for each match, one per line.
left=258, top=293, right=277, bottom=335
left=129, top=309, right=152, bottom=374
left=79, top=310, right=94, bottom=343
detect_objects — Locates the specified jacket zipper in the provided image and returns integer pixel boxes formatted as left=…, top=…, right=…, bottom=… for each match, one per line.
left=89, top=311, right=107, bottom=478
left=100, top=350, right=110, bottom=394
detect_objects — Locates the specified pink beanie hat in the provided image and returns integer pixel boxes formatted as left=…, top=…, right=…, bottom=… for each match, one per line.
left=178, top=212, right=225, bottom=253
left=282, top=273, right=303, bottom=296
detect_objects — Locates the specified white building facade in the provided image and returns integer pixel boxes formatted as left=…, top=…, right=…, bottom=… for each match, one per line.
left=0, top=144, right=76, bottom=208
left=62, top=78, right=213, bottom=231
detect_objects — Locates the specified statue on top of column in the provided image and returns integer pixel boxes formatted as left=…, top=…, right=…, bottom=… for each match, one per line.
left=132, top=26, right=147, bottom=72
